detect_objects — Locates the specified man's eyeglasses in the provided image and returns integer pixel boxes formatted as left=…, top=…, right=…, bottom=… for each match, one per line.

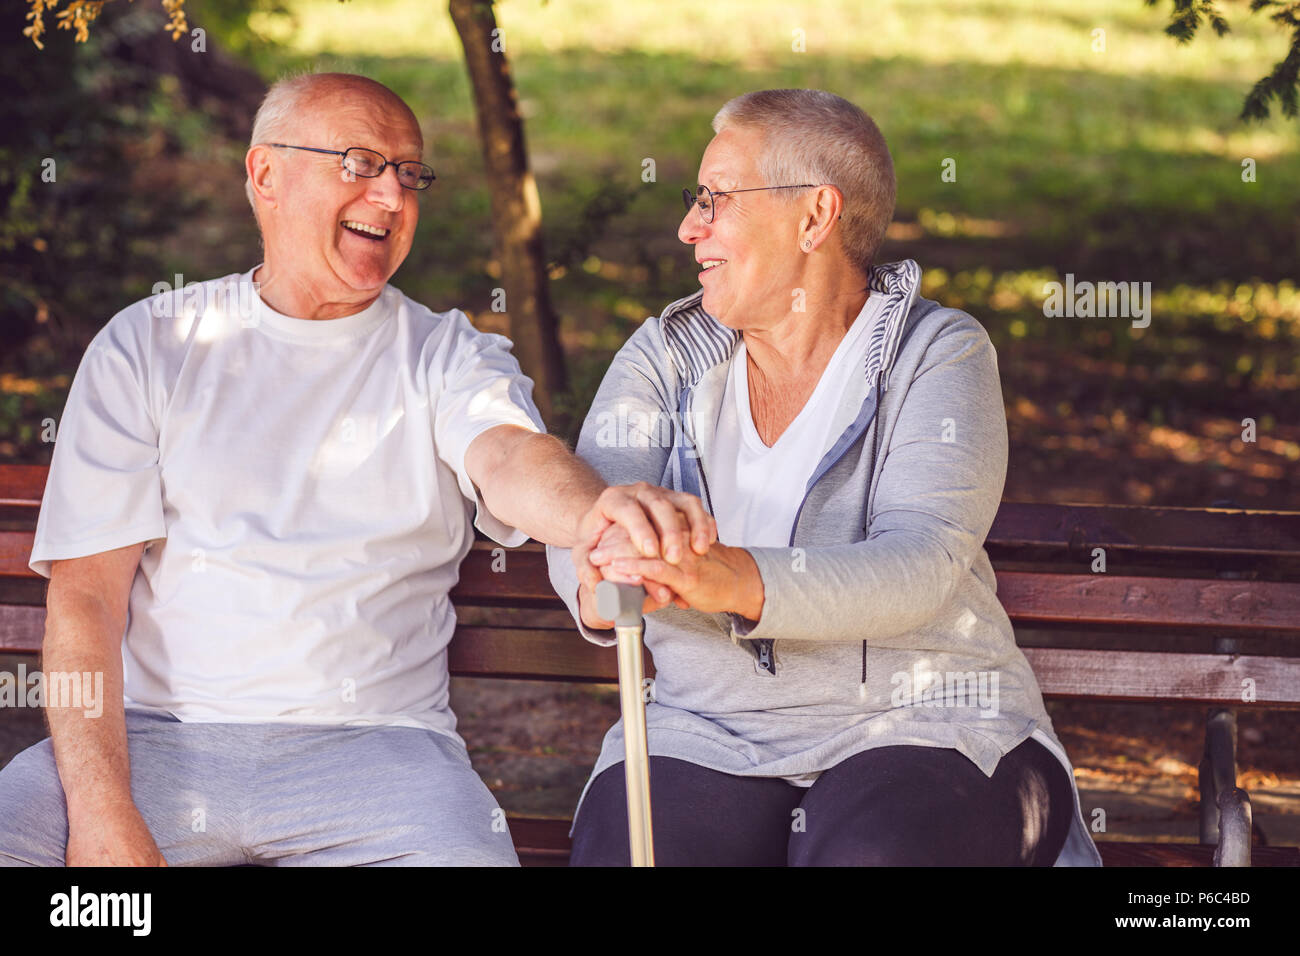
left=682, top=183, right=820, bottom=224
left=268, top=144, right=436, bottom=191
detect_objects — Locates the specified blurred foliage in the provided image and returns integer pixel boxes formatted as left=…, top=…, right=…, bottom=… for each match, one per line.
left=1150, top=0, right=1300, bottom=119
left=1, top=5, right=206, bottom=462
left=1, top=6, right=199, bottom=349
left=23, top=0, right=188, bottom=48
left=187, top=0, right=298, bottom=64
left=4, top=0, right=1298, bottom=508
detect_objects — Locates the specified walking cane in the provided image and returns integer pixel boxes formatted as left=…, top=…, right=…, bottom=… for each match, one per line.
left=596, top=580, right=654, bottom=867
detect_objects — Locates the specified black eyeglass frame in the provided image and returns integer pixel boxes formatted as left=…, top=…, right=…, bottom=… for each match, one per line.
left=681, top=183, right=825, bottom=223
left=267, top=143, right=436, bottom=190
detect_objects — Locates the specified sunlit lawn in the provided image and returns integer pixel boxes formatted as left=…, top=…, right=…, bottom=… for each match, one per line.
left=4, top=0, right=1298, bottom=503
left=220, top=0, right=1300, bottom=339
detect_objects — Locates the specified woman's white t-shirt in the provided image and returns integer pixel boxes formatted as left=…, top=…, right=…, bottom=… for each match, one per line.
left=707, top=293, right=886, bottom=550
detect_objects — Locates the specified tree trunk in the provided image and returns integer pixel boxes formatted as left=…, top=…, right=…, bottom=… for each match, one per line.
left=449, top=0, right=567, bottom=424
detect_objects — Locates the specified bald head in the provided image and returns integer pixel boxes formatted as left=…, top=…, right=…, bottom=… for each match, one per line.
left=241, top=71, right=425, bottom=318
left=244, top=72, right=422, bottom=215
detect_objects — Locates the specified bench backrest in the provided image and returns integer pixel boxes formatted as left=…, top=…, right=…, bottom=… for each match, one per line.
left=3, top=464, right=1299, bottom=708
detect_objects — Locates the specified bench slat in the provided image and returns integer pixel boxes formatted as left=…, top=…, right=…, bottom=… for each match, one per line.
left=450, top=640, right=1300, bottom=708
left=0, top=605, right=43, bottom=654
left=1019, top=646, right=1300, bottom=707
left=994, top=572, right=1300, bottom=633
left=988, top=502, right=1300, bottom=561
left=5, top=488, right=1300, bottom=563
left=451, top=546, right=564, bottom=607
left=448, top=625, right=649, bottom=682
left=3, top=609, right=1298, bottom=706
left=6, top=612, right=1299, bottom=708
left=0, top=465, right=47, bottom=503
left=7, top=535, right=1296, bottom=635
left=0, top=533, right=37, bottom=579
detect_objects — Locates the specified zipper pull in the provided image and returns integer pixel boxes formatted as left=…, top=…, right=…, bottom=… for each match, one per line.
left=757, top=640, right=774, bottom=674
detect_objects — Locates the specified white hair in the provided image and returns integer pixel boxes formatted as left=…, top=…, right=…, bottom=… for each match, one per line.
left=711, top=89, right=896, bottom=276
left=245, top=71, right=315, bottom=216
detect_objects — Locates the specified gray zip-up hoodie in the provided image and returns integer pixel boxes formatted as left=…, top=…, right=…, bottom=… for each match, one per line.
left=546, top=258, right=1104, bottom=866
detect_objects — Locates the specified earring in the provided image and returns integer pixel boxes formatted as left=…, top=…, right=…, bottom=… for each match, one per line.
left=802, top=239, right=812, bottom=250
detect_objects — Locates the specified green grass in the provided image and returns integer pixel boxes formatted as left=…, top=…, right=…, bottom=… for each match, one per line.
left=4, top=0, right=1298, bottom=498
left=211, top=0, right=1299, bottom=297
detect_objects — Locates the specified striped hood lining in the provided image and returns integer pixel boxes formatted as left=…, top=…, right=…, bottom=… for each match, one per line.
left=659, top=259, right=922, bottom=391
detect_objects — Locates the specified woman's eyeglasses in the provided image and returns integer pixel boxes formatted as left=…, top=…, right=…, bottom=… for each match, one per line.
left=681, top=183, right=820, bottom=223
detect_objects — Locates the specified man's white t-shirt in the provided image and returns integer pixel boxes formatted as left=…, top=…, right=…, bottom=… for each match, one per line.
left=706, top=292, right=886, bottom=549
left=29, top=267, right=546, bottom=746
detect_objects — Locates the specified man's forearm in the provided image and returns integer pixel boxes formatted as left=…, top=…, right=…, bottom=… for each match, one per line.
left=42, top=589, right=133, bottom=818
left=469, top=425, right=717, bottom=572
left=476, top=429, right=605, bottom=547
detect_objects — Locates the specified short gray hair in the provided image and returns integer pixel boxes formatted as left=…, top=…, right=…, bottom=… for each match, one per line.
left=245, top=71, right=313, bottom=216
left=711, top=89, right=896, bottom=276
left=244, top=71, right=420, bottom=222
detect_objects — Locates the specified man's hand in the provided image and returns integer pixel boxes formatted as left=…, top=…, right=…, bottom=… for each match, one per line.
left=463, top=427, right=719, bottom=620
left=66, top=804, right=168, bottom=867
left=464, top=428, right=716, bottom=561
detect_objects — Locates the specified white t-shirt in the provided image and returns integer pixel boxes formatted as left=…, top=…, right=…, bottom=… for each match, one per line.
left=705, top=293, right=885, bottom=789
left=706, top=293, right=886, bottom=549
left=29, top=267, right=546, bottom=745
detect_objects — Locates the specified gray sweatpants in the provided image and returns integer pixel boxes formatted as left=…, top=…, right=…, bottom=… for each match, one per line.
left=0, top=709, right=519, bottom=866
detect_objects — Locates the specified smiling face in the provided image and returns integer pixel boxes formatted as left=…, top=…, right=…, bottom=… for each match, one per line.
left=248, top=81, right=424, bottom=318
left=678, top=126, right=803, bottom=330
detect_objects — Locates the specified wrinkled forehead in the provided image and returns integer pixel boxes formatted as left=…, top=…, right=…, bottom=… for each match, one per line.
left=697, top=127, right=762, bottom=190
left=293, top=92, right=424, bottom=159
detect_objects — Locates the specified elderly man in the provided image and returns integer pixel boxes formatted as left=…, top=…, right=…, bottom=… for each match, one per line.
left=0, top=72, right=713, bottom=867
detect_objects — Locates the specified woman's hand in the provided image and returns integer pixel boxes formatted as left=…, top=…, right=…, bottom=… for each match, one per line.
left=575, top=523, right=686, bottom=629
left=572, top=483, right=716, bottom=595
left=570, top=483, right=715, bottom=631
left=599, top=539, right=765, bottom=621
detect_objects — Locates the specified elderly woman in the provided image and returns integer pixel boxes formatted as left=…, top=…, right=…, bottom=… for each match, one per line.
left=546, top=89, right=1103, bottom=867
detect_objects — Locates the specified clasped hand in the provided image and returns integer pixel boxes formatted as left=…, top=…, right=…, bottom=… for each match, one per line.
left=573, top=484, right=762, bottom=629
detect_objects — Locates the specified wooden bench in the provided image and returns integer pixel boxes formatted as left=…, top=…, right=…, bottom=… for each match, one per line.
left=3, top=462, right=1299, bottom=866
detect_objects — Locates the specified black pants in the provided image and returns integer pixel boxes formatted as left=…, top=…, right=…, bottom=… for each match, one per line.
left=570, top=736, right=1074, bottom=866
